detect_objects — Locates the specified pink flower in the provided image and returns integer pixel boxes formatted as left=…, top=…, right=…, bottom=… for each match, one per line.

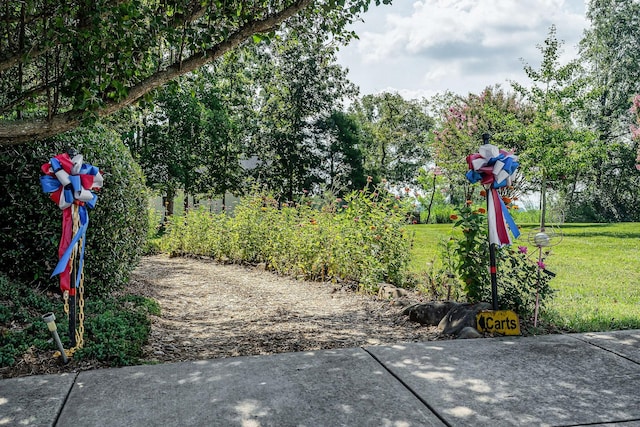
left=518, top=246, right=528, bottom=254
left=537, top=260, right=546, bottom=269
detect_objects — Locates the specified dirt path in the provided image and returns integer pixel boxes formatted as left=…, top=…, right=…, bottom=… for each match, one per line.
left=131, top=255, right=440, bottom=363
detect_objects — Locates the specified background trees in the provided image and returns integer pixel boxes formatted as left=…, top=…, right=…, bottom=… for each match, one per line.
left=248, top=15, right=358, bottom=201
left=573, top=0, right=640, bottom=221
left=513, top=26, right=598, bottom=224
left=349, top=93, right=433, bottom=186
left=430, top=86, right=532, bottom=206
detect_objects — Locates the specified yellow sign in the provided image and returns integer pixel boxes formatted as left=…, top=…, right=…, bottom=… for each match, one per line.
left=476, top=310, right=520, bottom=335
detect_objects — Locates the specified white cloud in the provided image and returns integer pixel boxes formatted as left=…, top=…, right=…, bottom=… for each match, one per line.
left=337, top=0, right=589, bottom=97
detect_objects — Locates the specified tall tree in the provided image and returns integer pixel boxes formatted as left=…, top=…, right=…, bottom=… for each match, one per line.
left=196, top=55, right=257, bottom=208
left=0, top=0, right=389, bottom=145
left=349, top=92, right=433, bottom=186
left=124, top=78, right=207, bottom=215
left=249, top=15, right=357, bottom=201
left=312, top=111, right=367, bottom=193
left=580, top=0, right=640, bottom=141
left=575, top=0, right=640, bottom=221
left=513, top=26, right=597, bottom=224
left=430, top=86, right=532, bottom=205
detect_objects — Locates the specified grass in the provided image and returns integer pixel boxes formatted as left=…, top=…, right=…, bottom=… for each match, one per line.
left=407, top=224, right=454, bottom=272
left=408, top=222, right=640, bottom=332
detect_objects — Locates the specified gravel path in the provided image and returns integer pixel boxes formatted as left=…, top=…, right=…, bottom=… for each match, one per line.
left=132, top=255, right=440, bottom=363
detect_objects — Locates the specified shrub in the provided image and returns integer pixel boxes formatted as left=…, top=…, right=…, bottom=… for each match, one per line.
left=0, top=124, right=148, bottom=296
left=74, top=295, right=158, bottom=366
left=0, top=273, right=59, bottom=367
left=448, top=203, right=554, bottom=317
left=1, top=271, right=158, bottom=368
left=161, top=185, right=413, bottom=292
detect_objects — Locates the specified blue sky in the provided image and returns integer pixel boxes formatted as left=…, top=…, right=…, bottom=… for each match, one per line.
left=336, top=0, right=589, bottom=99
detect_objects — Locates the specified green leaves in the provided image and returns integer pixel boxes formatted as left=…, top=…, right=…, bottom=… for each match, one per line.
left=446, top=203, right=553, bottom=317
left=161, top=185, right=413, bottom=292
left=0, top=0, right=384, bottom=144
left=0, top=125, right=147, bottom=296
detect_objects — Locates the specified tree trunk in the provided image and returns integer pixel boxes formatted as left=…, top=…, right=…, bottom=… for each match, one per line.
left=426, top=172, right=437, bottom=224
left=163, top=187, right=175, bottom=220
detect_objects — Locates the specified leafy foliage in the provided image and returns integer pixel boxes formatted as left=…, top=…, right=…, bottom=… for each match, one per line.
left=349, top=93, right=433, bottom=186
left=0, top=273, right=57, bottom=367
left=514, top=26, right=600, bottom=224
left=162, top=183, right=413, bottom=292
left=74, top=295, right=158, bottom=366
left=0, top=0, right=391, bottom=144
left=430, top=86, right=533, bottom=205
left=447, top=200, right=553, bottom=318
left=568, top=1, right=640, bottom=221
left=0, top=125, right=147, bottom=296
left=0, top=270, right=158, bottom=368
left=313, top=111, right=368, bottom=194
left=248, top=16, right=358, bottom=201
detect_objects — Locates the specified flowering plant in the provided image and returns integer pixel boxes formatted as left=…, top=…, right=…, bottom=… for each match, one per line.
left=447, top=188, right=554, bottom=317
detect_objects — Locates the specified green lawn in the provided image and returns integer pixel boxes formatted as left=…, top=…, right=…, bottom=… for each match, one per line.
left=408, top=223, right=640, bottom=332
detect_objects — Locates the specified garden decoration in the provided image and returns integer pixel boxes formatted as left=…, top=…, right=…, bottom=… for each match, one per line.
left=466, top=133, right=520, bottom=311
left=528, top=225, right=561, bottom=327
left=40, top=149, right=103, bottom=354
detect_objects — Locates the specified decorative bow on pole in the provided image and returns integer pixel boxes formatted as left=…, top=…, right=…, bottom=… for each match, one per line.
left=466, top=134, right=520, bottom=310
left=465, top=136, right=521, bottom=245
left=40, top=149, right=103, bottom=349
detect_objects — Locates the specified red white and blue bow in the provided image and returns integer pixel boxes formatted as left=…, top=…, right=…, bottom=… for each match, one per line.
left=40, top=152, right=103, bottom=292
left=466, top=144, right=520, bottom=246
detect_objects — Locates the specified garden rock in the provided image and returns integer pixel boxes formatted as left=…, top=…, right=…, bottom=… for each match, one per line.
left=457, top=326, right=482, bottom=339
left=378, top=284, right=409, bottom=300
left=401, top=301, right=458, bottom=326
left=437, top=302, right=492, bottom=336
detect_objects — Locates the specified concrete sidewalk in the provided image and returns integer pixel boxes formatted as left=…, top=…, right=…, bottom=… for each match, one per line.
left=1, top=330, right=639, bottom=427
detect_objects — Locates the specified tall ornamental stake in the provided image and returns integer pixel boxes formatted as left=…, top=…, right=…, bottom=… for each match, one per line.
left=466, top=134, right=520, bottom=310
left=40, top=149, right=103, bottom=353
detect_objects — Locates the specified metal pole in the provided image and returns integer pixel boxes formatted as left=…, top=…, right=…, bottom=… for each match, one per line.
left=69, top=289, right=76, bottom=347
left=489, top=242, right=499, bottom=311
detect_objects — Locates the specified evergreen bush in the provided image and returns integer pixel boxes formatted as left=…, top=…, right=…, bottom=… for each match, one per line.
left=0, top=125, right=148, bottom=296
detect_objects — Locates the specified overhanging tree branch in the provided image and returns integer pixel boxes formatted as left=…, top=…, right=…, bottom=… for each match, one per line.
left=0, top=0, right=313, bottom=146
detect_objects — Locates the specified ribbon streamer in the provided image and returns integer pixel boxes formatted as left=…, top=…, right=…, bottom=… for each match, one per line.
left=40, top=152, right=103, bottom=292
left=466, top=143, right=520, bottom=246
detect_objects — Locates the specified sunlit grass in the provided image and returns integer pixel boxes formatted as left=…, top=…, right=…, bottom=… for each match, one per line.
left=408, top=223, right=640, bottom=332
left=407, top=224, right=453, bottom=272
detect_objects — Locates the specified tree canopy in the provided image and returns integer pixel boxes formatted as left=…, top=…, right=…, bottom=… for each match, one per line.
left=0, top=0, right=389, bottom=145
